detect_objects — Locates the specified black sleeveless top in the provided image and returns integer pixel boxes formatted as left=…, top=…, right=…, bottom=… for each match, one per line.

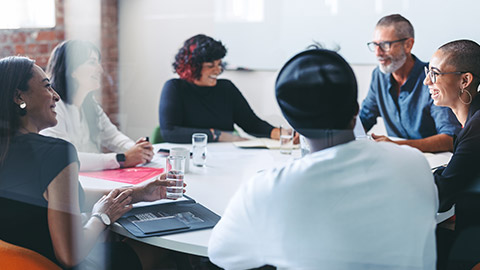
left=0, top=133, right=81, bottom=266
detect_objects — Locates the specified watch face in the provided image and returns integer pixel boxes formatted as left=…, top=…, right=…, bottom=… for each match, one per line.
left=116, top=153, right=126, bottom=162
left=100, top=213, right=111, bottom=225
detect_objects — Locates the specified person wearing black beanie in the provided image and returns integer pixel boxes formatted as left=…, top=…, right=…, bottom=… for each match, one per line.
left=208, top=49, right=438, bottom=269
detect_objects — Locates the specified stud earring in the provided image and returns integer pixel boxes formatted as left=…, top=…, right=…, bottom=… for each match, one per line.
left=19, top=102, right=26, bottom=109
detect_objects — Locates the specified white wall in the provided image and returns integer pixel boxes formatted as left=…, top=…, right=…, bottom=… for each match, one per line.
left=118, top=0, right=385, bottom=140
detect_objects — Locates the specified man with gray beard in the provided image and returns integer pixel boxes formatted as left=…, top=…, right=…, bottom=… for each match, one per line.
left=360, top=14, right=461, bottom=153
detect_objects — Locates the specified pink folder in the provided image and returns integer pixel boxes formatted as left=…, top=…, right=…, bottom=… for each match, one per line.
left=79, top=167, right=165, bottom=185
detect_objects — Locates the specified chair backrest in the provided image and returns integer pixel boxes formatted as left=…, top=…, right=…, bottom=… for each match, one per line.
left=447, top=226, right=480, bottom=269
left=151, top=126, right=163, bottom=144
left=0, top=239, right=61, bottom=270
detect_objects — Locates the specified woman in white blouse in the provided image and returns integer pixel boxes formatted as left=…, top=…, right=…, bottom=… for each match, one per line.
left=41, top=40, right=154, bottom=171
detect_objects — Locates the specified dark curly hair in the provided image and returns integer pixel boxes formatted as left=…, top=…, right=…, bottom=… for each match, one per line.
left=173, top=34, right=227, bottom=82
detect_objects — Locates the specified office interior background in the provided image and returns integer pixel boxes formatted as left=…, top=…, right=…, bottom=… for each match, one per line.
left=1, top=0, right=477, bottom=140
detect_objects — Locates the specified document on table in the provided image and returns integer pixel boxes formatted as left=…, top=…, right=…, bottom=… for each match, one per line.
left=233, top=138, right=299, bottom=149
left=79, top=167, right=164, bottom=185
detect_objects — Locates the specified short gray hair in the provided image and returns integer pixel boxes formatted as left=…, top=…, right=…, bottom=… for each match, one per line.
left=376, top=14, right=414, bottom=39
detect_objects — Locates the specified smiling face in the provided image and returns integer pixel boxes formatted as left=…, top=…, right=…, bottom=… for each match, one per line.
left=424, top=50, right=463, bottom=108
left=193, top=59, right=223, bottom=87
left=18, top=65, right=60, bottom=132
left=71, top=50, right=103, bottom=93
left=373, top=26, right=408, bottom=74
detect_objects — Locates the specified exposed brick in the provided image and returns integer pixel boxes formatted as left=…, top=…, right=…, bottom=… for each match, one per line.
left=56, top=31, right=65, bottom=40
left=55, top=12, right=65, bottom=26
left=0, top=33, right=8, bottom=43
left=36, top=31, right=56, bottom=41
left=27, top=44, right=39, bottom=55
left=10, top=32, right=26, bottom=43
left=1, top=46, right=14, bottom=58
left=15, top=44, right=26, bottom=55
left=35, top=55, right=49, bottom=68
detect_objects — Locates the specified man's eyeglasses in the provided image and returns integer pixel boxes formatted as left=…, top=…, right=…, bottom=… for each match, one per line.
left=367, top=38, right=408, bottom=52
left=424, top=66, right=466, bottom=84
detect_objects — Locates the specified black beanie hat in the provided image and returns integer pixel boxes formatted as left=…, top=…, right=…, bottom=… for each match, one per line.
left=275, top=49, right=358, bottom=137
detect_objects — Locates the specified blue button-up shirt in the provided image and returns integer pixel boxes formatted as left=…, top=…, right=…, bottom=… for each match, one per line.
left=360, top=55, right=461, bottom=139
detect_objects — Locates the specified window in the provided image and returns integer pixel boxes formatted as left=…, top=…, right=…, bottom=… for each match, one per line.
left=0, top=0, right=55, bottom=29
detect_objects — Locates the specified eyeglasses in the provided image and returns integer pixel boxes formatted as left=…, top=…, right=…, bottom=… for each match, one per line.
left=367, top=38, right=408, bottom=52
left=424, top=66, right=466, bottom=84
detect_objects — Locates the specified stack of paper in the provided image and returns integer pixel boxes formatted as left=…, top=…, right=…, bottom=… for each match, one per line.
left=233, top=138, right=299, bottom=149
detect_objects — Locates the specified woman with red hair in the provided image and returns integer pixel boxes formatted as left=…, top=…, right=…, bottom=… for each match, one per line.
left=159, top=34, right=280, bottom=143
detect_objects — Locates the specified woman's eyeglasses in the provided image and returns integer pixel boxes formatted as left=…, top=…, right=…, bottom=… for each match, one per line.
left=424, top=66, right=466, bottom=84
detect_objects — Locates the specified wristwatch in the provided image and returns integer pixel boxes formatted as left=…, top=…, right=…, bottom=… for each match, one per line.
left=92, top=213, right=111, bottom=226
left=116, top=153, right=126, bottom=168
left=212, top=129, right=221, bottom=142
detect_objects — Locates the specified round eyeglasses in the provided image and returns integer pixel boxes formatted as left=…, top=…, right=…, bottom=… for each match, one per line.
left=367, top=38, right=408, bottom=52
left=424, top=66, right=466, bottom=84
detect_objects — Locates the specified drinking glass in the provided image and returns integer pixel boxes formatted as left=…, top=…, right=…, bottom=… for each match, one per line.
left=192, top=133, right=208, bottom=167
left=280, top=124, right=294, bottom=154
left=170, top=147, right=190, bottom=173
left=166, top=155, right=185, bottom=199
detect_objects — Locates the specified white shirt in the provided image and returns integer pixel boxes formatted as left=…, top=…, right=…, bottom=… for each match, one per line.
left=208, top=140, right=438, bottom=270
left=41, top=99, right=135, bottom=171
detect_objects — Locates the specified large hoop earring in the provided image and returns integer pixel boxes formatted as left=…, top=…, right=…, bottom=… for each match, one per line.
left=459, top=88, right=472, bottom=105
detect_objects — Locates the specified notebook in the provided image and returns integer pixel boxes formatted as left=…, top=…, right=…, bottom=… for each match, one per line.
left=79, top=167, right=165, bottom=185
left=117, top=195, right=220, bottom=238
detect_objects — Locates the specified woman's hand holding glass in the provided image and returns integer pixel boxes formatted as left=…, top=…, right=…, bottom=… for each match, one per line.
left=133, top=173, right=187, bottom=202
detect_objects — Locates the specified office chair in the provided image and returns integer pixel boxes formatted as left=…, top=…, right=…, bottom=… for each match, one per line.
left=151, top=126, right=164, bottom=144
left=0, top=239, right=61, bottom=270
left=447, top=226, right=480, bottom=269
left=447, top=177, right=480, bottom=270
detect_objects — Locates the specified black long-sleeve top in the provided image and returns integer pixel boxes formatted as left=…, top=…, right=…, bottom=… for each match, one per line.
left=159, top=78, right=274, bottom=143
left=434, top=94, right=480, bottom=230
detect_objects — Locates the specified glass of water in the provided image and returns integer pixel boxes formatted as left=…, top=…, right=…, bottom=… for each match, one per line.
left=166, top=155, right=185, bottom=199
left=280, top=124, right=294, bottom=154
left=192, top=133, right=208, bottom=167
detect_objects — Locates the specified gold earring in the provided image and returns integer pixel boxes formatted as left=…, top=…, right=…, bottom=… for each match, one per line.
left=458, top=88, right=472, bottom=105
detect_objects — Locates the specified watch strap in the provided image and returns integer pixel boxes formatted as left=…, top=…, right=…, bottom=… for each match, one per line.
left=116, top=153, right=126, bottom=168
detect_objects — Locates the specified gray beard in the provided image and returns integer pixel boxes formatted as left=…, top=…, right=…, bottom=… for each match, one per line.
left=379, top=51, right=407, bottom=74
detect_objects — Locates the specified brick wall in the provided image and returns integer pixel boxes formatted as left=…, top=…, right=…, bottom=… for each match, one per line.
left=100, top=0, right=119, bottom=125
left=0, top=0, right=65, bottom=69
left=0, top=0, right=120, bottom=127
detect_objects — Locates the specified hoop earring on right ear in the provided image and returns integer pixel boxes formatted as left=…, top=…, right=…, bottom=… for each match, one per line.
left=458, top=88, right=472, bottom=105
left=19, top=102, right=27, bottom=116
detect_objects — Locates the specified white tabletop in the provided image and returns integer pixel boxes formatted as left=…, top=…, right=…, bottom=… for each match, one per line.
left=79, top=142, right=452, bottom=257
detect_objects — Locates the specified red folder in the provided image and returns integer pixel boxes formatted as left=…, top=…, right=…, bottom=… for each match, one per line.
left=79, top=167, right=165, bottom=185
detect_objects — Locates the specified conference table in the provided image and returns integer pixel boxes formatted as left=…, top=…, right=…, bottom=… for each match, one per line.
left=79, top=142, right=453, bottom=257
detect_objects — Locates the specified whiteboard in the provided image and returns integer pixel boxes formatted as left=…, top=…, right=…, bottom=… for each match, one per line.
left=214, top=0, right=480, bottom=70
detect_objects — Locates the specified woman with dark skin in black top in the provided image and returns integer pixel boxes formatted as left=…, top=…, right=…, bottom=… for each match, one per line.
left=0, top=56, right=182, bottom=269
left=159, top=34, right=282, bottom=143
left=424, top=40, right=480, bottom=269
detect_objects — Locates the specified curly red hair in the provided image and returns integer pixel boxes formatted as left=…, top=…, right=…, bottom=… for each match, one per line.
left=173, top=34, right=227, bottom=82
